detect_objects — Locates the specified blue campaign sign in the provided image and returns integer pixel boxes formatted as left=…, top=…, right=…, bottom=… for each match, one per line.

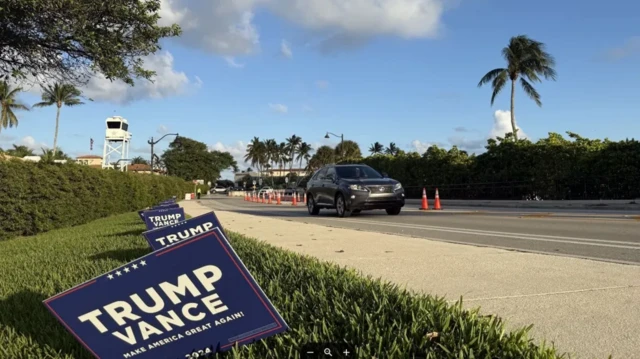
left=143, top=212, right=224, bottom=251
left=143, top=207, right=186, bottom=231
left=138, top=203, right=179, bottom=221
left=43, top=228, right=289, bottom=359
left=152, top=203, right=180, bottom=210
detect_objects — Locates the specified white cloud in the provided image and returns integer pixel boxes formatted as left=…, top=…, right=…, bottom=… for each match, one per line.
left=209, top=140, right=247, bottom=164
left=446, top=136, right=485, bottom=152
left=280, top=40, right=293, bottom=58
left=10, top=51, right=196, bottom=105
left=157, top=125, right=169, bottom=135
left=224, top=57, right=245, bottom=68
left=17, top=136, right=48, bottom=150
left=489, top=110, right=527, bottom=139
left=316, top=80, right=329, bottom=89
left=268, top=103, right=288, bottom=113
left=159, top=0, right=450, bottom=55
left=82, top=51, right=193, bottom=104
left=410, top=140, right=432, bottom=154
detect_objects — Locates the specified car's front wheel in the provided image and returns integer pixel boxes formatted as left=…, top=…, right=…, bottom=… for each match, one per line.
left=335, top=194, right=352, bottom=218
left=307, top=194, right=320, bottom=215
left=385, top=207, right=401, bottom=215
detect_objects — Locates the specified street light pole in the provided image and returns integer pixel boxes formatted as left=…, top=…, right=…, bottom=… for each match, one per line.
left=148, top=133, right=179, bottom=174
left=325, top=131, right=344, bottom=161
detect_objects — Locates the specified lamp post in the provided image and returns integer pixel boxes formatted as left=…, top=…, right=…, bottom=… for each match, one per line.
left=325, top=131, right=344, bottom=161
left=148, top=133, right=179, bottom=174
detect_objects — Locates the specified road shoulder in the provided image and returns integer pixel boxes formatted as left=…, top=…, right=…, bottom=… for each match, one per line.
left=182, top=199, right=640, bottom=359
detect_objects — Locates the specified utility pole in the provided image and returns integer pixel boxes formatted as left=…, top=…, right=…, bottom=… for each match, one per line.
left=148, top=133, right=179, bottom=174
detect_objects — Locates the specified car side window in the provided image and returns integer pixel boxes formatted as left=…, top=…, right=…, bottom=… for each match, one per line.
left=325, top=167, right=336, bottom=179
left=313, top=168, right=327, bottom=180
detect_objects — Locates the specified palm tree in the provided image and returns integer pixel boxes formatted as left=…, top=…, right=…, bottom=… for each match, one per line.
left=40, top=147, right=71, bottom=162
left=385, top=142, right=399, bottom=156
left=297, top=142, right=313, bottom=170
left=369, top=142, right=384, bottom=155
left=0, top=81, right=29, bottom=132
left=478, top=35, right=557, bottom=140
left=6, top=144, right=34, bottom=157
left=244, top=137, right=266, bottom=179
left=33, top=83, right=84, bottom=156
left=131, top=156, right=149, bottom=165
left=285, top=134, right=302, bottom=171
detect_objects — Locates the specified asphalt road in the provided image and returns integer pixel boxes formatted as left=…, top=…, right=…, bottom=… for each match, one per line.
left=202, top=196, right=640, bottom=265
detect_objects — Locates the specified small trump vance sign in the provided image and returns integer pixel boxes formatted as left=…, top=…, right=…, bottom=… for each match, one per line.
left=43, top=228, right=289, bottom=359
left=143, top=207, right=186, bottom=231
left=143, top=212, right=224, bottom=251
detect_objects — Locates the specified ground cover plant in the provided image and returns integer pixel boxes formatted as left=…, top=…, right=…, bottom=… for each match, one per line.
left=0, top=211, right=574, bottom=358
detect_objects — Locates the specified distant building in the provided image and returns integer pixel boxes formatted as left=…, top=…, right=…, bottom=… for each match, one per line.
left=128, top=163, right=167, bottom=175
left=76, top=155, right=103, bottom=168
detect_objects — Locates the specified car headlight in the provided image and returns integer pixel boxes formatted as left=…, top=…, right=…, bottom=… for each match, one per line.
left=394, top=182, right=403, bottom=191
left=349, top=184, right=368, bottom=191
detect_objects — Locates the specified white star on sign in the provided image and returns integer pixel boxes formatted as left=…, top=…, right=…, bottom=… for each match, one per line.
left=132, top=264, right=138, bottom=269
left=116, top=271, right=122, bottom=276
left=124, top=267, right=130, bottom=273
left=140, top=260, right=147, bottom=266
left=107, top=274, right=114, bottom=280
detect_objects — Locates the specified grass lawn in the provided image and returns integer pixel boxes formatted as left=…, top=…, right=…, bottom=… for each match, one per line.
left=0, top=211, right=569, bottom=359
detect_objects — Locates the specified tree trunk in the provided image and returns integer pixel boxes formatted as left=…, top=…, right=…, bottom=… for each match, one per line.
left=53, top=105, right=61, bottom=156
left=510, top=79, right=518, bottom=141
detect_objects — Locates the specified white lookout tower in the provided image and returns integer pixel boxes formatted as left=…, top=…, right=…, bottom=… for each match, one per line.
left=102, top=116, right=132, bottom=170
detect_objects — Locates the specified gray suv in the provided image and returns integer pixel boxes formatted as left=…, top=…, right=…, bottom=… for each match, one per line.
left=305, top=164, right=405, bottom=217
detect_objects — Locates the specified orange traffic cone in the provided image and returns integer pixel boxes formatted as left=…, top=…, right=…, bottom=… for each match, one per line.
left=292, top=192, right=297, bottom=206
left=276, top=192, right=282, bottom=205
left=303, top=193, right=307, bottom=204
left=434, top=188, right=442, bottom=210
left=268, top=193, right=273, bottom=204
left=419, top=187, right=429, bottom=210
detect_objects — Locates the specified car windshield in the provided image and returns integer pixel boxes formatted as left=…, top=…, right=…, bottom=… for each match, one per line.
left=336, top=166, right=383, bottom=179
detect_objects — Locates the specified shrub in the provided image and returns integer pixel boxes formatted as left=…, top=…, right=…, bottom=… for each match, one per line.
left=0, top=211, right=570, bottom=358
left=0, top=160, right=208, bottom=240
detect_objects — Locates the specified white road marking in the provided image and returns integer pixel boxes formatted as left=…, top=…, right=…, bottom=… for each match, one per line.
left=206, top=199, right=640, bottom=250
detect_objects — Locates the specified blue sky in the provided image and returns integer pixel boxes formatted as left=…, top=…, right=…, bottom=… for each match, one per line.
left=1, top=0, right=638, bottom=180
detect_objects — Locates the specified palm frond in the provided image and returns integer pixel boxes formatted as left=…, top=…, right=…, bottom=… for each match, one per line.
left=32, top=101, right=54, bottom=108
left=478, top=68, right=506, bottom=87
left=520, top=78, right=541, bottom=106
left=490, top=71, right=508, bottom=105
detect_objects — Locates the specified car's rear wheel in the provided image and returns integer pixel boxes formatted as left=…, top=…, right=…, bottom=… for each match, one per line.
left=335, top=194, right=352, bottom=218
left=307, top=194, right=320, bottom=215
left=385, top=207, right=401, bottom=215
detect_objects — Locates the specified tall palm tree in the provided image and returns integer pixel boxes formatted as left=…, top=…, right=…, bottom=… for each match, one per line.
left=285, top=134, right=302, bottom=171
left=296, top=142, right=313, bottom=174
left=244, top=137, right=266, bottom=179
left=0, top=81, right=29, bottom=132
left=33, top=83, right=84, bottom=156
left=385, top=142, right=399, bottom=156
left=478, top=35, right=557, bottom=140
left=263, top=139, right=278, bottom=185
left=369, top=142, right=384, bottom=155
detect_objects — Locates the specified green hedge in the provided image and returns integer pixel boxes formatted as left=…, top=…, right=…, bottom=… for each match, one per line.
left=0, top=160, right=208, bottom=240
left=0, top=211, right=569, bottom=358
left=358, top=133, right=640, bottom=200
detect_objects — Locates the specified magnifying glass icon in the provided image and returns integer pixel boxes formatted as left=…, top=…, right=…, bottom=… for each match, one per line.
left=324, top=348, right=332, bottom=356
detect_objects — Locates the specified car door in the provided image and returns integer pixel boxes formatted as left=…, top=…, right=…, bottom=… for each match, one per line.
left=309, top=167, right=327, bottom=204
left=322, top=166, right=338, bottom=205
